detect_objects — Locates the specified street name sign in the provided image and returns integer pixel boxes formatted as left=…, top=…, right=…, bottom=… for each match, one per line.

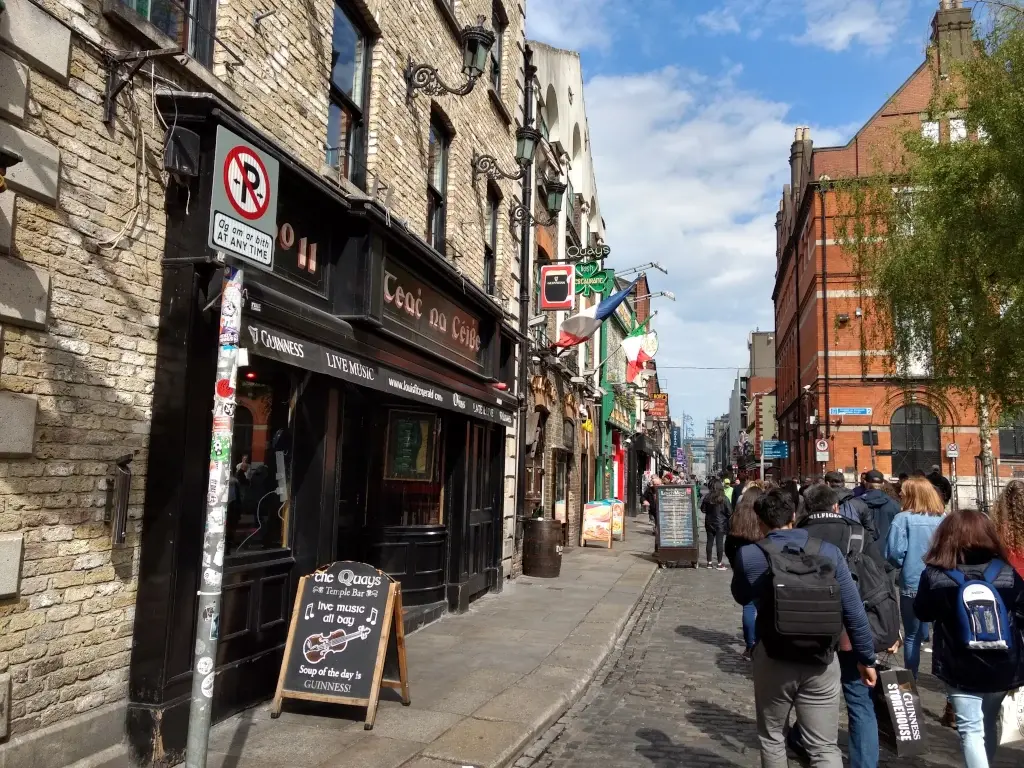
left=829, top=407, right=872, bottom=417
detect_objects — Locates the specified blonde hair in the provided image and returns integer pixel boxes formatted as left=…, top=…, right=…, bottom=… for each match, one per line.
left=900, top=476, right=944, bottom=516
left=992, top=480, right=1024, bottom=554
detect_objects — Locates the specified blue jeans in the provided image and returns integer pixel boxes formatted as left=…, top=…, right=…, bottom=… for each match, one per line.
left=742, top=603, right=757, bottom=650
left=947, top=688, right=1007, bottom=768
left=901, top=594, right=930, bottom=678
left=788, top=652, right=878, bottom=768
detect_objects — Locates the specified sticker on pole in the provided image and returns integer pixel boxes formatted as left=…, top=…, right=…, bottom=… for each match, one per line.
left=209, top=126, right=280, bottom=271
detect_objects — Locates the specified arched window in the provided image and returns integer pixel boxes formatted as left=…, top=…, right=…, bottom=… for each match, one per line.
left=890, top=405, right=940, bottom=476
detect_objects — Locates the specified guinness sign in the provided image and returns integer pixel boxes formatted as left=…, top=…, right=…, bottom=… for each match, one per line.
left=539, top=265, right=575, bottom=311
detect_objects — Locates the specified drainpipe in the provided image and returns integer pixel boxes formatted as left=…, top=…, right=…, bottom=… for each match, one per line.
left=795, top=245, right=802, bottom=480
left=515, top=47, right=536, bottom=522
left=819, top=178, right=831, bottom=439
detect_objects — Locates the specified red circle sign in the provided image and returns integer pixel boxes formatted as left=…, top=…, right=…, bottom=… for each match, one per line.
left=223, top=146, right=271, bottom=221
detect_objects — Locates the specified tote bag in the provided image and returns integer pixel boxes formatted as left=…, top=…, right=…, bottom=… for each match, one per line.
left=1000, top=689, right=1024, bottom=746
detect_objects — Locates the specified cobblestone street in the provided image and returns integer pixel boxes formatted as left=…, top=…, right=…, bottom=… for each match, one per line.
left=517, top=529, right=1024, bottom=768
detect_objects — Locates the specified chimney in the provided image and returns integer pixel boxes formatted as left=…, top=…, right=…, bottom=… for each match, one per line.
left=790, top=126, right=811, bottom=203
left=932, top=0, right=973, bottom=76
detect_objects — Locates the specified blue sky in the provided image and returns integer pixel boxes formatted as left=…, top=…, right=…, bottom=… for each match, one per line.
left=526, top=0, right=952, bottom=433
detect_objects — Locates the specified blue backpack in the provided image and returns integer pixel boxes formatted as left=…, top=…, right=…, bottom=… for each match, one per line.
left=944, top=561, right=1014, bottom=651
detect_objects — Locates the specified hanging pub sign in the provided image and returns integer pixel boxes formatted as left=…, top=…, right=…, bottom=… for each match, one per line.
left=272, top=561, right=410, bottom=729
left=539, top=264, right=575, bottom=311
left=574, top=262, right=615, bottom=298
left=566, top=244, right=611, bottom=260
left=381, top=259, right=486, bottom=374
left=647, top=393, right=668, bottom=420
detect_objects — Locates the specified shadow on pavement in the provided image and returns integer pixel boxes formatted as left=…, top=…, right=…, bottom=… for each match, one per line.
left=674, top=624, right=752, bottom=678
left=684, top=699, right=761, bottom=751
left=635, top=727, right=744, bottom=768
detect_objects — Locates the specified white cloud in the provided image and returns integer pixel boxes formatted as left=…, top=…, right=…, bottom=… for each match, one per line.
left=696, top=8, right=742, bottom=35
left=583, top=67, right=844, bottom=423
left=525, top=0, right=615, bottom=51
left=795, top=0, right=912, bottom=52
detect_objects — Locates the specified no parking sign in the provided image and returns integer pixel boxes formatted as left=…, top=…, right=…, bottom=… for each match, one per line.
left=208, top=126, right=280, bottom=270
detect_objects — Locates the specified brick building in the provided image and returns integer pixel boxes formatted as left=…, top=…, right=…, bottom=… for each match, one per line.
left=773, top=1, right=989, bottom=499
left=0, top=0, right=529, bottom=763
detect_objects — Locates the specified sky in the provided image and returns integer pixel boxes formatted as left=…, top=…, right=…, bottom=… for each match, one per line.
left=526, top=0, right=950, bottom=435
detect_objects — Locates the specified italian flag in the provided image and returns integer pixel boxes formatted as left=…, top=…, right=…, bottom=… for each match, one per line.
left=622, top=326, right=654, bottom=383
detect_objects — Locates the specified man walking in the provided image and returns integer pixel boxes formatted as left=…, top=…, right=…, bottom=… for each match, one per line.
left=824, top=470, right=878, bottom=542
left=732, top=488, right=877, bottom=768
left=858, top=469, right=901, bottom=547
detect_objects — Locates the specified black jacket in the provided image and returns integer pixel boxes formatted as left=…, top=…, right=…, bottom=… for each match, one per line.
left=725, top=534, right=755, bottom=567
left=927, top=472, right=953, bottom=506
left=701, top=496, right=731, bottom=533
left=834, top=487, right=878, bottom=542
left=859, top=489, right=901, bottom=551
left=913, top=553, right=1024, bottom=693
left=797, top=511, right=887, bottom=571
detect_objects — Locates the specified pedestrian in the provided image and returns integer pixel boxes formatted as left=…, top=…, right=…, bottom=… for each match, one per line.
left=896, top=472, right=909, bottom=497
left=927, top=464, right=953, bottom=508
left=642, top=475, right=662, bottom=532
left=726, top=487, right=765, bottom=659
left=824, top=470, right=879, bottom=542
left=913, top=509, right=1024, bottom=768
left=852, top=472, right=869, bottom=499
left=723, top=477, right=734, bottom=505
left=733, top=471, right=748, bottom=508
left=701, top=478, right=731, bottom=570
left=731, top=488, right=877, bottom=768
left=885, top=476, right=945, bottom=679
left=858, top=469, right=901, bottom=553
left=991, top=479, right=1024, bottom=576
left=790, top=484, right=898, bottom=768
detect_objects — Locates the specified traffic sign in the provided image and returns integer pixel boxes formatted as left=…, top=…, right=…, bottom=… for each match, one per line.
left=208, top=126, right=280, bottom=271
left=761, top=440, right=789, bottom=460
left=829, top=407, right=872, bottom=417
left=815, top=439, right=829, bottom=452
left=946, top=443, right=960, bottom=458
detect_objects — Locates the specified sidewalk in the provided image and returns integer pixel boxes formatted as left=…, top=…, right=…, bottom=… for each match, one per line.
left=201, top=519, right=658, bottom=768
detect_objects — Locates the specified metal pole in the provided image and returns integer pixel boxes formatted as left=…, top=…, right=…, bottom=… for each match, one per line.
left=514, top=47, right=536, bottom=524
left=185, top=264, right=244, bottom=768
left=950, top=456, right=959, bottom=512
left=760, top=444, right=765, bottom=480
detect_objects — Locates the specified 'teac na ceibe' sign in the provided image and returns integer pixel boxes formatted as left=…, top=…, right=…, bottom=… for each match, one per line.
left=272, top=561, right=409, bottom=728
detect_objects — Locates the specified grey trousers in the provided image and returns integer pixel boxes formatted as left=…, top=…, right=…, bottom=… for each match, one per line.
left=752, top=644, right=842, bottom=768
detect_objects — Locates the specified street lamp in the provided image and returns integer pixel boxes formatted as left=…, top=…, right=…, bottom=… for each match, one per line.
left=510, top=178, right=565, bottom=227
left=405, top=16, right=496, bottom=103
left=472, top=126, right=543, bottom=181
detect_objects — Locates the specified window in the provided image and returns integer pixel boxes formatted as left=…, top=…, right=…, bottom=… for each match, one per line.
left=950, top=118, right=967, bottom=143
left=490, top=1, right=506, bottom=94
left=565, top=178, right=576, bottom=229
left=122, top=0, right=215, bottom=66
left=328, top=3, right=369, bottom=188
left=484, top=189, right=499, bottom=294
left=922, top=120, right=940, bottom=143
left=1000, top=417, right=1024, bottom=459
left=427, top=117, right=450, bottom=253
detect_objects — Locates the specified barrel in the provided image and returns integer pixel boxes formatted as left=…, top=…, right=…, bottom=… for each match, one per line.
left=521, top=518, right=563, bottom=578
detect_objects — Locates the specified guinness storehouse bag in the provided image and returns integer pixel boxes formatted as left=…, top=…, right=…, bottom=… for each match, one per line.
left=1000, top=688, right=1024, bottom=746
left=872, top=664, right=927, bottom=756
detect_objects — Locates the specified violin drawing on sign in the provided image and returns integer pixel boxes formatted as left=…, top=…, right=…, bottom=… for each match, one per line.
left=302, top=625, right=371, bottom=663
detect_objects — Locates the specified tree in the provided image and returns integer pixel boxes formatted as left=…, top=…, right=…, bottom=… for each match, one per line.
left=834, top=9, right=1024, bottom=508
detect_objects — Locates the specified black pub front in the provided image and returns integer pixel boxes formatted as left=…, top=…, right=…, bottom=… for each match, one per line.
left=126, top=96, right=518, bottom=764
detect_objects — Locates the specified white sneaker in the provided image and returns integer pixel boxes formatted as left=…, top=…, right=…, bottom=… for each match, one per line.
left=706, top=562, right=715, bottom=569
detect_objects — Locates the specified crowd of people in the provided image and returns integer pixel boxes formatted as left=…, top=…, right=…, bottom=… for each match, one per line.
left=701, top=468, right=1024, bottom=768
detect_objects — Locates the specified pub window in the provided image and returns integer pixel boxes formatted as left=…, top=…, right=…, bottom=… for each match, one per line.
left=484, top=188, right=499, bottom=294
left=328, top=1, right=370, bottom=188
left=563, top=418, right=575, bottom=454
left=553, top=451, right=568, bottom=520
left=227, top=360, right=296, bottom=554
left=427, top=117, right=451, bottom=253
left=1000, top=416, right=1024, bottom=460
left=490, top=0, right=507, bottom=94
left=119, top=0, right=215, bottom=66
left=380, top=410, right=443, bottom=526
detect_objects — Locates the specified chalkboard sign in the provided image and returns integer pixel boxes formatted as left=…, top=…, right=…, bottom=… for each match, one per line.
left=271, top=561, right=410, bottom=728
left=656, top=484, right=699, bottom=565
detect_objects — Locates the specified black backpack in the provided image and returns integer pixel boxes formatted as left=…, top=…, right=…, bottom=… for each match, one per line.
left=835, top=521, right=902, bottom=653
left=755, top=537, right=844, bottom=664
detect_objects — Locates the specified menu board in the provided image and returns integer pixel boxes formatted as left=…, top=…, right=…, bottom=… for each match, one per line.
left=272, top=561, right=409, bottom=728
left=609, top=499, right=625, bottom=541
left=657, top=484, right=697, bottom=549
left=580, top=500, right=613, bottom=548
left=385, top=411, right=435, bottom=481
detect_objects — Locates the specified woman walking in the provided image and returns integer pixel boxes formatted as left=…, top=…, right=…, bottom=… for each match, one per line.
left=885, top=476, right=945, bottom=679
left=914, top=509, right=1024, bottom=768
left=991, top=480, right=1024, bottom=576
left=701, top=478, right=731, bottom=570
left=725, top=487, right=764, bottom=658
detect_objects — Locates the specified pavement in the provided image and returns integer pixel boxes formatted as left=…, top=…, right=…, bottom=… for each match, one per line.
left=199, top=519, right=659, bottom=768
left=515, top=538, right=1024, bottom=768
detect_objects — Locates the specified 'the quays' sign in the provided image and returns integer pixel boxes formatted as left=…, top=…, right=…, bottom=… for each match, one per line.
left=574, top=261, right=615, bottom=298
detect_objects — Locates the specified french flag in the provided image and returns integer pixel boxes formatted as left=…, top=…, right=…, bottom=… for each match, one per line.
left=552, top=278, right=639, bottom=349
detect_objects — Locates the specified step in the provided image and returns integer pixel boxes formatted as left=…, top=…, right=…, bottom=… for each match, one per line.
left=64, top=744, right=131, bottom=768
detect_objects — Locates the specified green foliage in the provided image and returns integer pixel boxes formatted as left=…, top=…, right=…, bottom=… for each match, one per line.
left=834, top=11, right=1024, bottom=409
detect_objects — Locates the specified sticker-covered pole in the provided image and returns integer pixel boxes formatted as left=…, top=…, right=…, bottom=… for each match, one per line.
left=185, top=264, right=244, bottom=768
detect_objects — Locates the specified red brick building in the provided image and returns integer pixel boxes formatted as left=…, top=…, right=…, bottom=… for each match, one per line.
left=771, top=1, right=1006, bottom=502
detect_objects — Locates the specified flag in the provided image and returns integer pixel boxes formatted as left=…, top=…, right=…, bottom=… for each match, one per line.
left=622, top=327, right=655, bottom=383
left=553, top=278, right=639, bottom=348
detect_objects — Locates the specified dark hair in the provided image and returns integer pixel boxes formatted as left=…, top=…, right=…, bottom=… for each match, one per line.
left=707, top=478, right=725, bottom=505
left=898, top=473, right=909, bottom=481
left=803, top=484, right=838, bottom=514
left=780, top=479, right=800, bottom=510
left=730, top=490, right=764, bottom=542
left=924, top=509, right=1012, bottom=570
left=882, top=481, right=900, bottom=502
left=754, top=488, right=796, bottom=531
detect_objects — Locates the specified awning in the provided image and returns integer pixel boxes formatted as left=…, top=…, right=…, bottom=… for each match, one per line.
left=244, top=320, right=515, bottom=428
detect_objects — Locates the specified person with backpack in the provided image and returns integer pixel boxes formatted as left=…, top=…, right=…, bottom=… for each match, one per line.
left=858, top=469, right=901, bottom=553
left=732, top=488, right=877, bottom=768
left=726, top=487, right=766, bottom=659
left=885, top=476, right=945, bottom=679
left=789, top=485, right=900, bottom=768
left=702, top=478, right=732, bottom=570
left=913, top=509, right=1024, bottom=768
left=824, top=471, right=879, bottom=543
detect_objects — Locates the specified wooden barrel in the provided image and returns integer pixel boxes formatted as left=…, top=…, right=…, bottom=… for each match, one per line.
left=521, top=518, right=563, bottom=578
